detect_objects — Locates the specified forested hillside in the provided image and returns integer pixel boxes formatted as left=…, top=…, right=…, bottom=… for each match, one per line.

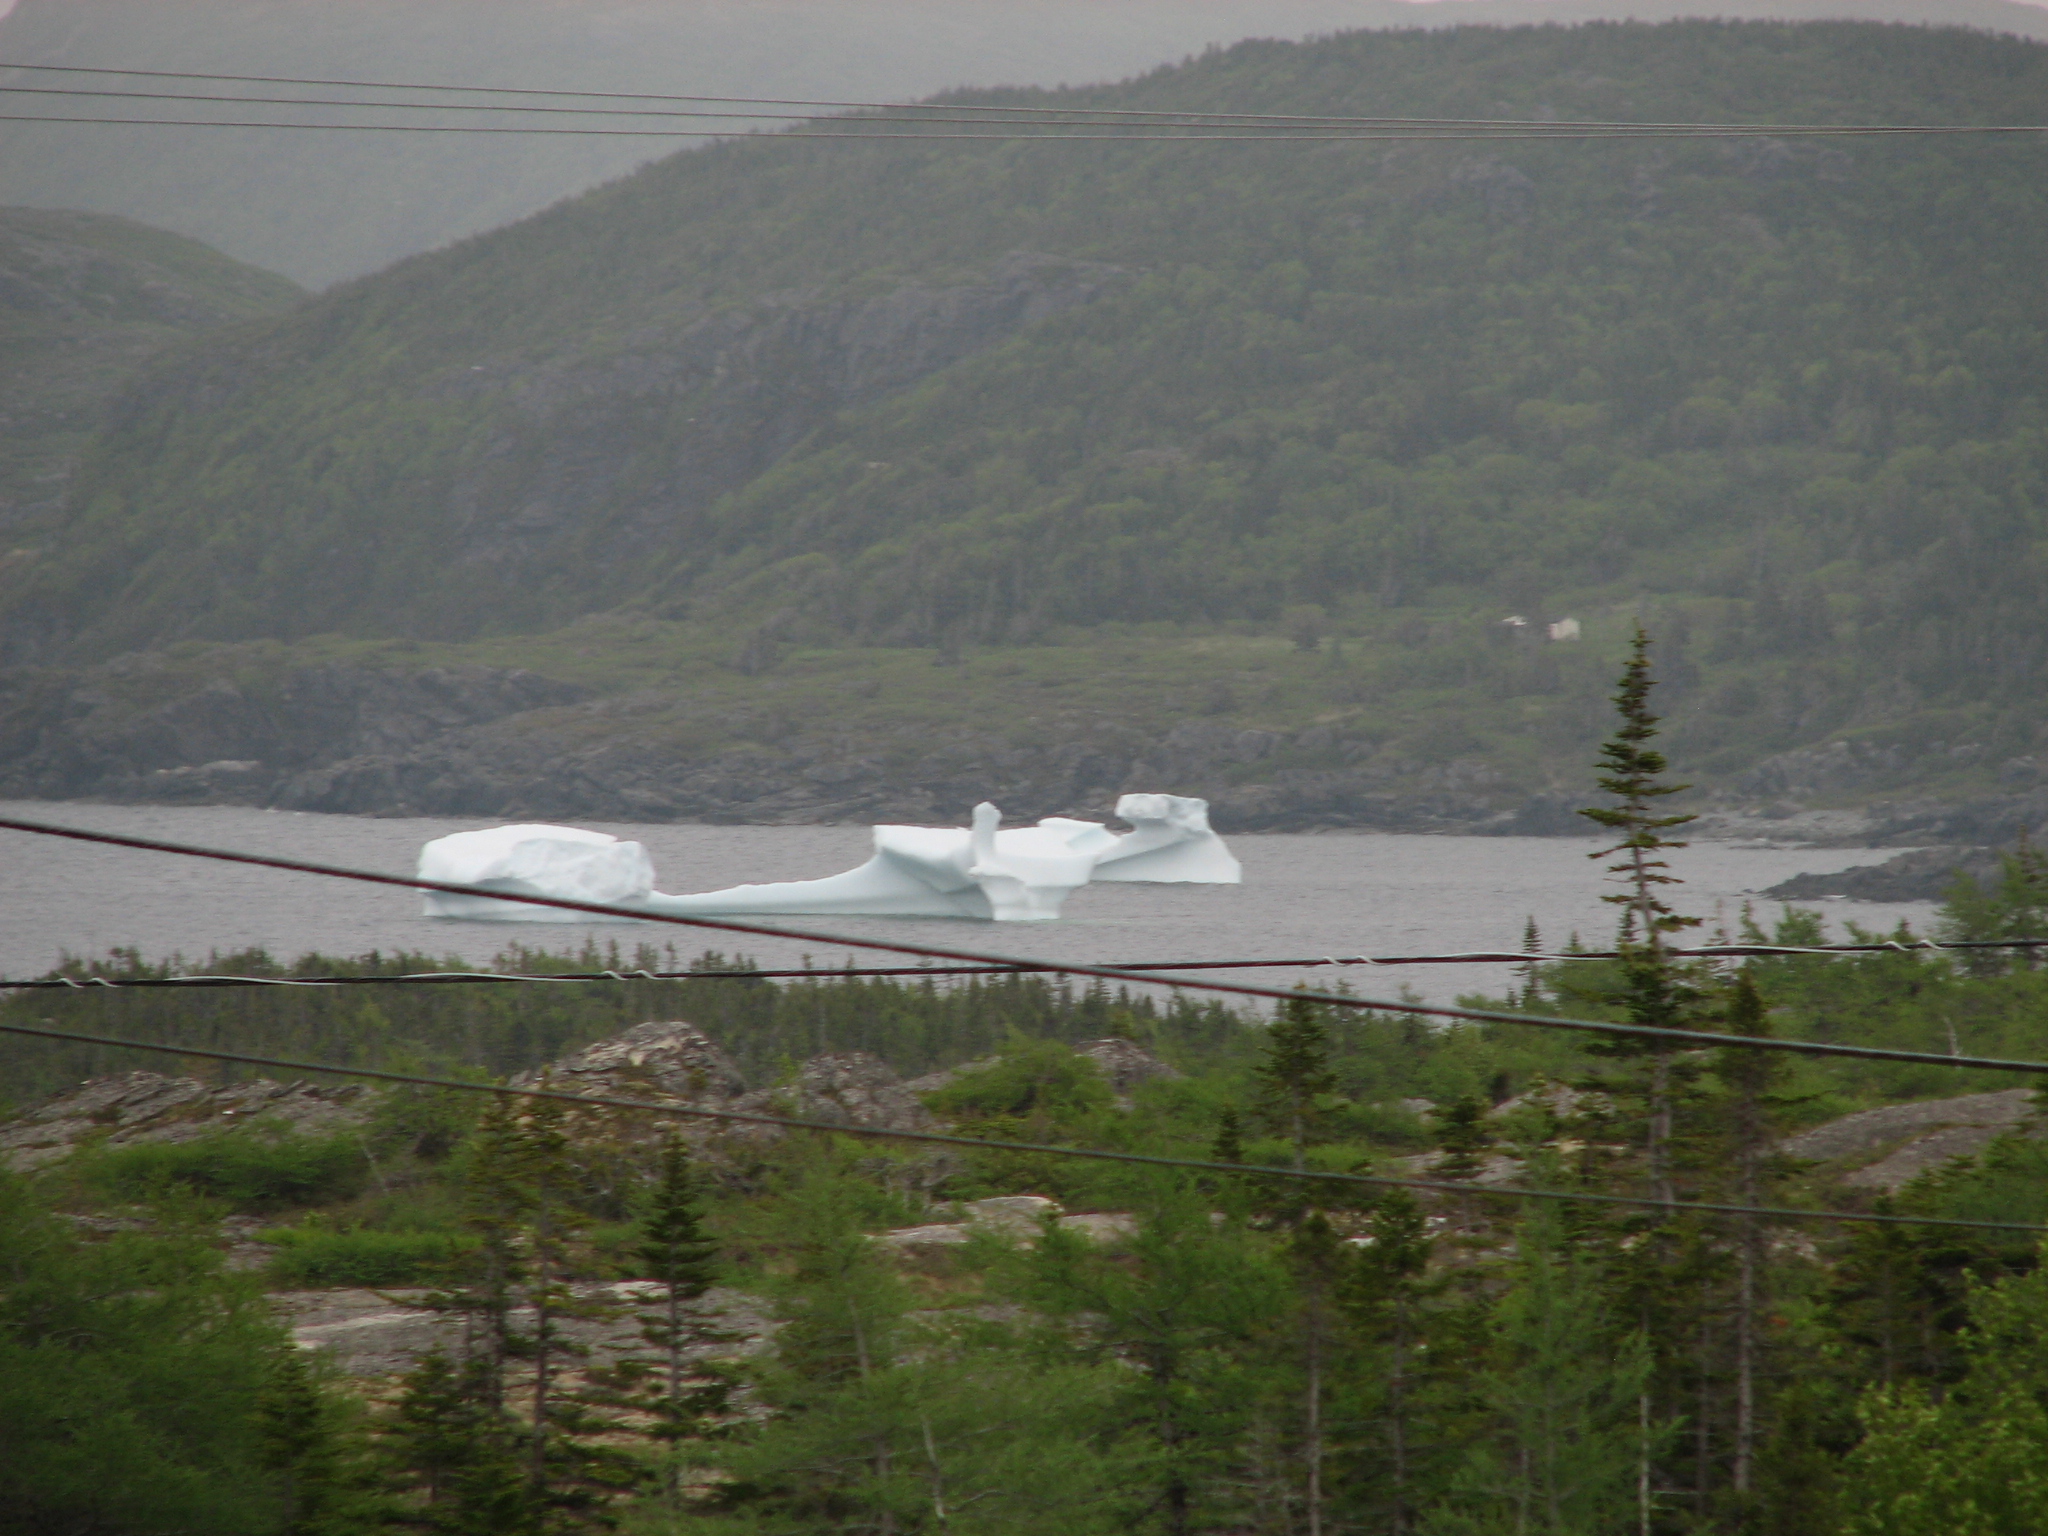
left=3, top=20, right=2046, bottom=824
left=0, top=207, right=303, bottom=576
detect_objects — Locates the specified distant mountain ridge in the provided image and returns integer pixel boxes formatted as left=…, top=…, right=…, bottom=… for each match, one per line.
left=2, top=0, right=2045, bottom=286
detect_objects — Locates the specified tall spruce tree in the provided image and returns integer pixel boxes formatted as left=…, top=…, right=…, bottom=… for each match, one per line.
left=1256, top=993, right=1338, bottom=1173
left=1579, top=623, right=1703, bottom=1207
left=1718, top=973, right=1782, bottom=1507
left=1339, top=1193, right=1444, bottom=1535
left=636, top=1134, right=722, bottom=1506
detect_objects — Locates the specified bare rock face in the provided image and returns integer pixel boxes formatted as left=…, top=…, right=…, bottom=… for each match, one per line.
left=875, top=1195, right=1136, bottom=1257
left=1778, top=1089, right=2037, bottom=1193
left=0, top=1069, right=370, bottom=1171
left=511, top=1020, right=747, bottom=1107
left=1073, top=1038, right=1182, bottom=1098
left=280, top=1282, right=776, bottom=1380
left=734, top=1051, right=937, bottom=1136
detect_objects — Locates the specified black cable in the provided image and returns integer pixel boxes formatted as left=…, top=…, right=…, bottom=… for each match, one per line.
left=4, top=814, right=2045, bottom=1077
left=4, top=111, right=2040, bottom=142
left=1, top=61, right=2040, bottom=136
left=7, top=936, right=2043, bottom=991
left=5, top=84, right=2041, bottom=140
left=0, top=1017, right=2034, bottom=1235
left=5, top=84, right=1639, bottom=131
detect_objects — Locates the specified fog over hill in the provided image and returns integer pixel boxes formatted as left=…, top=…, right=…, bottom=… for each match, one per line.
left=1, top=0, right=2045, bottom=286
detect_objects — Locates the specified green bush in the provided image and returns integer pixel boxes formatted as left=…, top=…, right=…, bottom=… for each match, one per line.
left=262, top=1226, right=477, bottom=1287
left=76, top=1131, right=369, bottom=1212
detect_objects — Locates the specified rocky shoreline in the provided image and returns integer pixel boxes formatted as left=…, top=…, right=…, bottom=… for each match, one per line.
left=8, top=655, right=2048, bottom=844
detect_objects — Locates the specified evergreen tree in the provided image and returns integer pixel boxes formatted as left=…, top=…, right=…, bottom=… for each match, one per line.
left=1717, top=974, right=1782, bottom=1508
left=449, top=1094, right=533, bottom=1413
left=1211, top=1105, right=1246, bottom=1165
left=1520, top=916, right=1546, bottom=1009
left=1578, top=622, right=1703, bottom=1207
left=1434, top=1203, right=1658, bottom=1536
left=635, top=1134, right=722, bottom=1506
left=1338, top=1193, right=1445, bottom=1535
left=1023, top=1181, right=1285, bottom=1536
left=1256, top=993, right=1338, bottom=1173
left=1432, top=1095, right=1494, bottom=1183
left=0, top=1170, right=303, bottom=1536
left=1842, top=1258, right=2048, bottom=1536
left=257, top=1346, right=380, bottom=1535
left=1940, top=832, right=2048, bottom=974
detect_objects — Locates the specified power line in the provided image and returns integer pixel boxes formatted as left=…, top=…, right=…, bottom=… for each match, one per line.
left=0, top=1016, right=2034, bottom=1235
left=4, top=814, right=2045, bottom=1076
left=6, top=935, right=2041, bottom=992
left=1, top=61, right=2041, bottom=137
left=2, top=110, right=2039, bottom=143
left=18, top=84, right=1691, bottom=132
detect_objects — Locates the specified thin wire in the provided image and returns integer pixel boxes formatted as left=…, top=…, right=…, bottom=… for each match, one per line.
left=0, top=1017, right=2034, bottom=1235
left=5, top=936, right=2041, bottom=991
left=4, top=86, right=2031, bottom=141
left=4, top=814, right=2046, bottom=1077
left=0, top=113, right=1785, bottom=140
left=3, top=84, right=1642, bottom=131
left=1, top=61, right=2040, bottom=136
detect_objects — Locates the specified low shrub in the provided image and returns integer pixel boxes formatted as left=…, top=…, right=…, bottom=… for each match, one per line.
left=76, top=1131, right=369, bottom=1211
left=264, top=1226, right=478, bottom=1287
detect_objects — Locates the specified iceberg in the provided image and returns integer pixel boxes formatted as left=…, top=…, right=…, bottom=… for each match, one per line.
left=417, top=794, right=1240, bottom=924
left=417, top=823, right=656, bottom=922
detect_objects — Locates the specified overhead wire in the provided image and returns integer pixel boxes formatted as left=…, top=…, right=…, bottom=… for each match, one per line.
left=4, top=814, right=2046, bottom=1077
left=6, top=935, right=2044, bottom=991
left=0, top=61, right=2042, bottom=137
left=1, top=1016, right=2036, bottom=1235
left=1, top=111, right=2039, bottom=143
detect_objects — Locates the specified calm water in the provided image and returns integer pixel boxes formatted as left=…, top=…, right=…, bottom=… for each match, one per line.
left=0, top=801, right=1936, bottom=1006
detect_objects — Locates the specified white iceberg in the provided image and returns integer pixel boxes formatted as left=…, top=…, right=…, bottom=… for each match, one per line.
left=417, top=794, right=1240, bottom=924
left=417, top=822, right=657, bottom=921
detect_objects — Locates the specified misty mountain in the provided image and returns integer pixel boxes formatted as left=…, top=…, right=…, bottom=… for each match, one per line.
left=1, top=19, right=2044, bottom=830
left=0, top=207, right=302, bottom=559
left=2, top=0, right=2044, bottom=287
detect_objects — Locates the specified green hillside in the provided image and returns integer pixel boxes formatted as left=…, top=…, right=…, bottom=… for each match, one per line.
left=0, top=208, right=304, bottom=585
left=3, top=20, right=2046, bottom=820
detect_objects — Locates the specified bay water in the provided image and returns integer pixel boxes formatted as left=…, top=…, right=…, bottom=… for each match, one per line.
left=0, top=800, right=1937, bottom=1007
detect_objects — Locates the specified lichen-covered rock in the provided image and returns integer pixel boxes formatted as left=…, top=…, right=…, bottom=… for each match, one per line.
left=1778, top=1090, right=2032, bottom=1164
left=1778, top=1089, right=2037, bottom=1193
left=1073, top=1038, right=1181, bottom=1097
left=0, top=1069, right=370, bottom=1171
left=511, top=1020, right=747, bottom=1107
left=733, top=1051, right=937, bottom=1137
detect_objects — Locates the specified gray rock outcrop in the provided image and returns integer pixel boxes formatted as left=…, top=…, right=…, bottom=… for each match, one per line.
left=1073, top=1038, right=1183, bottom=1097
left=512, top=1020, right=748, bottom=1106
left=732, top=1051, right=938, bottom=1137
left=1777, top=1089, right=2036, bottom=1192
left=0, top=1069, right=370, bottom=1171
